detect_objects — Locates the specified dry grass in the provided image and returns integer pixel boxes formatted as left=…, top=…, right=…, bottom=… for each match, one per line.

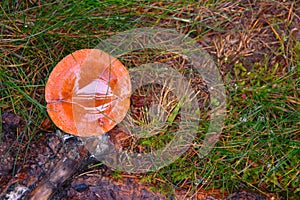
left=1, top=0, right=299, bottom=199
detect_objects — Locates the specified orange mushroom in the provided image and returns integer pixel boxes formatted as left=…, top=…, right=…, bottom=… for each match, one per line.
left=45, top=49, right=131, bottom=137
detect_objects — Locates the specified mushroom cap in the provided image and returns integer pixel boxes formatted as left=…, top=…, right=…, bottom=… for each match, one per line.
left=45, top=49, right=131, bottom=137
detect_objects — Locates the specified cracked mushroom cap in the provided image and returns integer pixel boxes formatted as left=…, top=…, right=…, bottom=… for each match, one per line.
left=45, top=49, right=131, bottom=137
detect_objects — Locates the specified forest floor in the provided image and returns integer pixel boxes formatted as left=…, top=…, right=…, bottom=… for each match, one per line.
left=1, top=0, right=299, bottom=199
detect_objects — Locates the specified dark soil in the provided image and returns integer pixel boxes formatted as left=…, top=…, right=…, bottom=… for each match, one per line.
left=1, top=1, right=298, bottom=199
left=0, top=112, right=274, bottom=200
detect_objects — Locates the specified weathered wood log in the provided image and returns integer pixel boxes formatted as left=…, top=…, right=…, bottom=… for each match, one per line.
left=29, top=140, right=88, bottom=200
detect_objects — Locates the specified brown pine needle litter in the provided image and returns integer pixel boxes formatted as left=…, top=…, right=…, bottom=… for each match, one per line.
left=0, top=0, right=299, bottom=199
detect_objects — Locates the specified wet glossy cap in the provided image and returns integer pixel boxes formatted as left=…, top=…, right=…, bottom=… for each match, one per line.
left=45, top=49, right=131, bottom=137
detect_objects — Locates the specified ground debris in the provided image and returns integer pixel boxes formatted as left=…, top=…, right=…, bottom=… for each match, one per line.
left=64, top=175, right=166, bottom=200
left=0, top=130, right=273, bottom=200
left=0, top=132, right=166, bottom=200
